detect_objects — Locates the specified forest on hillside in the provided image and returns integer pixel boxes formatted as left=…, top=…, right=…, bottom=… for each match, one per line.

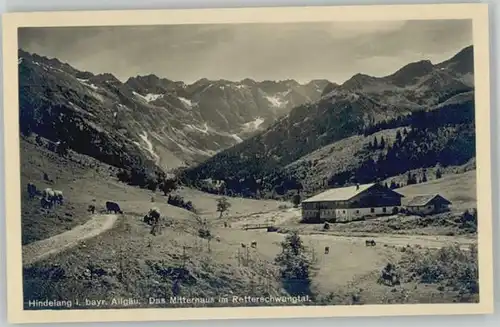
left=180, top=93, right=475, bottom=199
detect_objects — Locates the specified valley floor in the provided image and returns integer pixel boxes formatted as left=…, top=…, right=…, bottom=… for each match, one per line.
left=21, top=138, right=479, bottom=309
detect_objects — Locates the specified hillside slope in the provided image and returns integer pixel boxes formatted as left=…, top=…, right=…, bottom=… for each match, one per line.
left=20, top=136, right=124, bottom=245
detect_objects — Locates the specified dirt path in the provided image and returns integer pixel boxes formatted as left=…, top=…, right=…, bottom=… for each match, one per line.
left=22, top=214, right=119, bottom=266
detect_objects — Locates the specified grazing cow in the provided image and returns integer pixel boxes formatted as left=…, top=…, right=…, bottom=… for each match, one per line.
left=42, top=187, right=54, bottom=198
left=241, top=243, right=247, bottom=248
left=324, top=246, right=330, bottom=254
left=40, top=197, right=52, bottom=209
left=148, top=207, right=161, bottom=224
left=27, top=182, right=37, bottom=199
left=53, top=190, right=64, bottom=205
left=87, top=205, right=96, bottom=214
left=365, top=239, right=376, bottom=247
left=106, top=201, right=123, bottom=214
left=41, top=188, right=56, bottom=207
left=251, top=241, right=257, bottom=248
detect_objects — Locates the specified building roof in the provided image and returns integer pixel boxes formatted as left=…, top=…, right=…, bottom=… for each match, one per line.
left=302, top=183, right=400, bottom=203
left=406, top=194, right=452, bottom=206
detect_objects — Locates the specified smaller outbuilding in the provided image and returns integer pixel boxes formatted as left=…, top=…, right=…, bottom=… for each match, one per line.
left=405, top=194, right=452, bottom=215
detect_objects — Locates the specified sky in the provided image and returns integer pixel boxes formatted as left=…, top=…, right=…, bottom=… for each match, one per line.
left=18, top=19, right=472, bottom=84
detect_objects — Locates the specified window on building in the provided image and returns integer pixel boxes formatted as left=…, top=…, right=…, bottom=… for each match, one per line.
left=343, top=210, right=346, bottom=214
left=356, top=210, right=359, bottom=214
left=383, top=207, right=386, bottom=213
left=370, top=208, right=375, bottom=213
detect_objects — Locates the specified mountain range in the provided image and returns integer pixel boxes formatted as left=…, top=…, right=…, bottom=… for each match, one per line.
left=18, top=49, right=329, bottom=172
left=18, top=45, right=475, bottom=198
left=179, top=45, right=475, bottom=197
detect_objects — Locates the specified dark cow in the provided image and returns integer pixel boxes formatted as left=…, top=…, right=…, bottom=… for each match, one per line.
left=106, top=201, right=123, bottom=214
left=148, top=208, right=161, bottom=222
left=40, top=197, right=52, bottom=209
left=365, top=239, right=376, bottom=247
left=143, top=208, right=160, bottom=226
left=27, top=182, right=37, bottom=199
left=251, top=241, right=257, bottom=248
left=324, top=246, right=330, bottom=254
left=87, top=205, right=96, bottom=214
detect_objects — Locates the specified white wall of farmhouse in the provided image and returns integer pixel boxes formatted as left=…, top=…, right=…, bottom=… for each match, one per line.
left=334, top=206, right=400, bottom=222
left=301, top=205, right=401, bottom=223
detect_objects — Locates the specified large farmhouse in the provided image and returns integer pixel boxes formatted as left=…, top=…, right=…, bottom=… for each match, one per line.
left=405, top=194, right=452, bottom=215
left=301, top=183, right=405, bottom=223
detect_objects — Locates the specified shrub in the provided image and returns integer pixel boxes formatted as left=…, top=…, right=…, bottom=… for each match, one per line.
left=198, top=228, right=211, bottom=239
left=458, top=209, right=477, bottom=232
left=147, top=180, right=158, bottom=192
left=216, top=197, right=231, bottom=218
left=185, top=201, right=194, bottom=212
left=159, top=178, right=178, bottom=195
left=292, top=194, right=301, bottom=208
left=377, top=263, right=401, bottom=286
left=398, top=244, right=479, bottom=301
left=168, top=195, right=196, bottom=212
left=274, top=231, right=313, bottom=296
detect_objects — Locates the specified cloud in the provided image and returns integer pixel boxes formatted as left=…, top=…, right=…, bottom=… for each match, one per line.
left=18, top=19, right=472, bottom=84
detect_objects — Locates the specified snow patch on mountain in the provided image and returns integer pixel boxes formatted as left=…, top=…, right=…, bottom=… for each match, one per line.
left=231, top=134, right=244, bottom=143
left=461, top=73, right=474, bottom=87
left=178, top=97, right=193, bottom=108
left=77, top=78, right=99, bottom=91
left=135, top=131, right=160, bottom=163
left=241, top=117, right=265, bottom=132
left=132, top=91, right=148, bottom=102
left=185, top=123, right=210, bottom=134
left=265, top=95, right=288, bottom=108
left=144, top=93, right=163, bottom=102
